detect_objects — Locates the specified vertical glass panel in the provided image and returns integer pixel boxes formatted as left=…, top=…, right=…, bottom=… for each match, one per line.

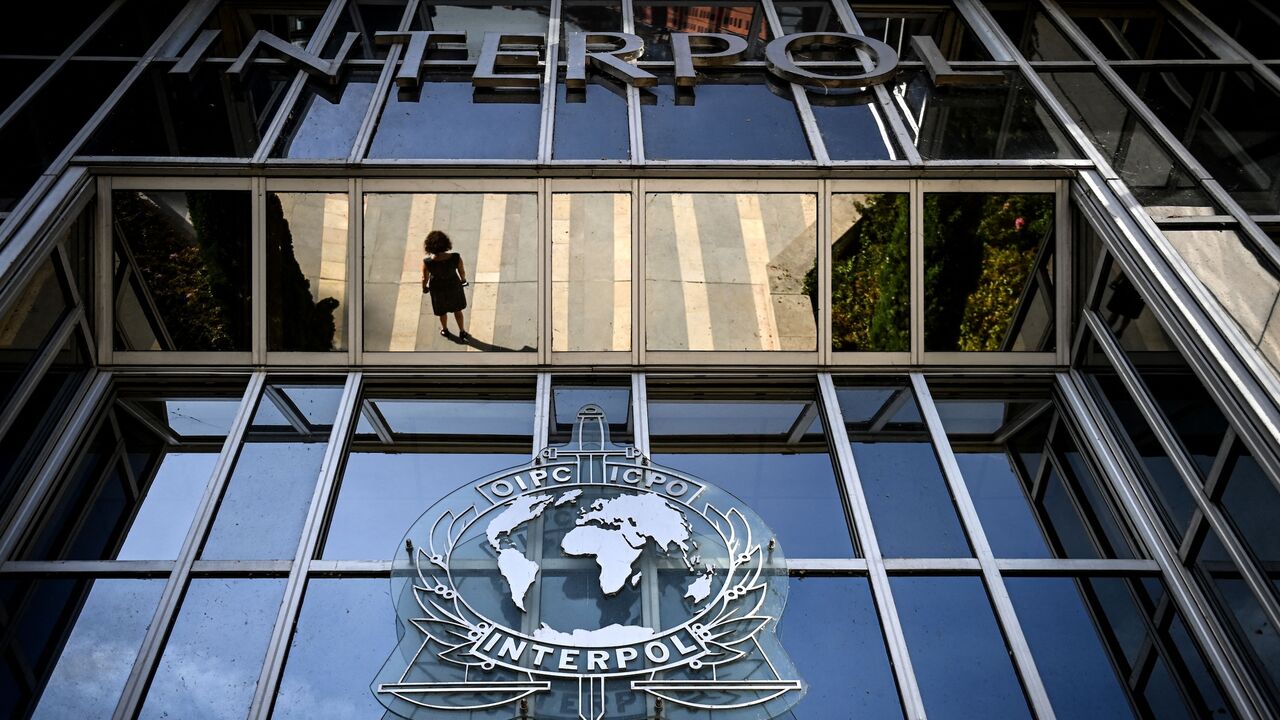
left=139, top=578, right=286, bottom=720
left=830, top=193, right=909, bottom=352
left=554, top=76, right=630, bottom=160
left=808, top=94, right=898, bottom=161
left=895, top=71, right=1076, bottom=160
left=325, top=386, right=535, bottom=559
left=780, top=577, right=903, bottom=717
left=648, top=387, right=856, bottom=557
left=1009, top=575, right=1235, bottom=718
left=274, top=579, right=397, bottom=719
left=1038, top=71, right=1216, bottom=213
left=117, top=454, right=220, bottom=559
left=892, top=576, right=1032, bottom=719
left=923, top=192, right=1056, bottom=352
left=645, top=193, right=818, bottom=351
left=641, top=75, right=813, bottom=161
left=82, top=62, right=289, bottom=158
left=363, top=193, right=538, bottom=352
left=634, top=2, right=770, bottom=61
left=0, top=258, right=68, bottom=404
left=1067, top=2, right=1211, bottom=60
left=270, top=73, right=378, bottom=159
left=552, top=193, right=631, bottom=352
left=837, top=382, right=971, bottom=557
left=550, top=379, right=633, bottom=443
left=367, top=78, right=541, bottom=160
left=112, top=189, right=252, bottom=352
left=857, top=4, right=993, bottom=61
left=0, top=578, right=164, bottom=720
left=266, top=192, right=349, bottom=352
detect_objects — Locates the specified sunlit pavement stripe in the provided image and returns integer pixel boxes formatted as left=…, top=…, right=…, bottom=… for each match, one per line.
left=551, top=194, right=571, bottom=352
left=389, top=194, right=434, bottom=351
left=470, top=193, right=508, bottom=345
left=737, top=194, right=781, bottom=351
left=613, top=194, right=632, bottom=352
left=319, top=194, right=348, bottom=343
left=672, top=193, right=713, bottom=350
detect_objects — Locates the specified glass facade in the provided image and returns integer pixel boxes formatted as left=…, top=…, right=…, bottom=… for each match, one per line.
left=1, top=1, right=1280, bottom=719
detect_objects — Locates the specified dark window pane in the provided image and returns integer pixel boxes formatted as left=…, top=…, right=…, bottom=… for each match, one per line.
left=275, top=579, right=398, bottom=717
left=988, top=3, right=1084, bottom=61
left=634, top=3, right=770, bottom=61
left=324, top=0, right=412, bottom=60
left=271, top=75, right=378, bottom=159
left=195, top=0, right=330, bottom=58
left=809, top=95, right=897, bottom=161
left=0, top=60, right=52, bottom=115
left=898, top=71, right=1076, bottom=160
left=82, top=61, right=289, bottom=158
left=550, top=381, right=632, bottom=443
left=924, top=193, right=1056, bottom=352
left=830, top=193, right=909, bottom=351
left=1218, top=441, right=1280, bottom=575
left=0, top=59, right=131, bottom=212
left=780, top=577, right=904, bottom=718
left=201, top=443, right=325, bottom=559
left=0, top=4, right=108, bottom=55
left=561, top=0, right=624, bottom=36
left=858, top=5, right=992, bottom=60
left=413, top=2, right=551, bottom=61
left=892, top=576, right=1032, bottom=719
left=1190, top=0, right=1280, bottom=61
left=772, top=0, right=845, bottom=34
left=837, top=383, right=971, bottom=557
left=0, top=258, right=68, bottom=404
left=139, top=579, right=286, bottom=720
left=641, top=77, right=812, bottom=161
left=266, top=192, right=349, bottom=351
left=1120, top=69, right=1280, bottom=215
left=368, top=80, right=541, bottom=160
left=0, top=578, right=163, bottom=720
left=1068, top=2, right=1211, bottom=60
left=78, top=0, right=182, bottom=56
left=554, top=77, right=629, bottom=160
left=112, top=189, right=252, bottom=351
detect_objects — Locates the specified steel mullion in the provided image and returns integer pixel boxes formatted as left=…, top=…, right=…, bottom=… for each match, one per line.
left=248, top=371, right=362, bottom=719
left=0, top=307, right=83, bottom=442
left=623, top=0, right=644, bottom=164
left=632, top=373, right=650, bottom=457
left=537, top=0, right=563, bottom=164
left=347, top=0, right=419, bottom=164
left=817, top=373, right=927, bottom=720
left=1084, top=312, right=1280, bottom=646
left=1056, top=371, right=1269, bottom=719
left=910, top=373, right=1058, bottom=720
left=112, top=372, right=267, bottom=720
left=534, top=373, right=552, bottom=456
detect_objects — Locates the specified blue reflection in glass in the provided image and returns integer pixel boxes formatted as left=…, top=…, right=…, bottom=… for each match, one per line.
left=201, top=443, right=325, bottom=559
left=274, top=78, right=377, bottom=159
left=653, top=453, right=855, bottom=558
left=368, top=82, right=540, bottom=160
left=809, top=97, right=895, bottom=160
left=893, top=576, right=1031, bottom=720
left=323, top=452, right=526, bottom=559
left=368, top=398, right=536, bottom=437
left=954, top=452, right=1050, bottom=558
left=274, top=579, right=396, bottom=719
left=1006, top=577, right=1137, bottom=719
left=140, top=579, right=286, bottom=720
left=853, top=442, right=970, bottom=557
left=117, top=452, right=218, bottom=559
left=554, top=80, right=629, bottom=160
left=538, top=572, right=642, bottom=633
left=780, top=577, right=903, bottom=718
left=641, top=81, right=811, bottom=160
left=29, top=579, right=164, bottom=720
left=648, top=400, right=812, bottom=437
left=163, top=399, right=241, bottom=437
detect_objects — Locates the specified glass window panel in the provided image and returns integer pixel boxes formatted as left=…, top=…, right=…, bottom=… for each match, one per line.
left=274, top=579, right=397, bottom=719
left=923, top=192, right=1056, bottom=352
left=0, top=258, right=69, bottom=403
left=0, top=60, right=52, bottom=128
left=778, top=577, right=903, bottom=717
left=1056, top=431, right=1137, bottom=558
left=809, top=93, right=897, bottom=161
left=112, top=189, right=252, bottom=352
left=0, top=578, right=164, bottom=720
left=649, top=389, right=856, bottom=558
left=1191, top=531, right=1280, bottom=700
left=77, top=0, right=182, bottom=56
left=1038, top=71, right=1217, bottom=213
left=367, top=397, right=537, bottom=437
left=561, top=0, right=624, bottom=36
left=641, top=76, right=812, bottom=161
left=1068, top=3, right=1211, bottom=60
left=201, top=442, right=325, bottom=559
left=367, top=78, right=541, bottom=160
left=82, top=62, right=289, bottom=158
left=987, top=3, right=1085, bottom=61
left=1118, top=69, right=1280, bottom=215
left=552, top=193, right=631, bottom=351
left=892, top=576, right=1032, bottom=719
left=830, top=193, right=909, bottom=352
left=553, top=76, right=630, bottom=160
left=0, top=59, right=131, bottom=212
left=0, top=5, right=105, bottom=55
left=646, top=193, right=817, bottom=351
left=412, top=2, right=551, bottom=61
left=550, top=381, right=633, bottom=443
left=271, top=74, right=378, bottom=159
left=895, top=70, right=1076, bottom=160
left=634, top=3, right=770, bottom=61
left=1217, top=441, right=1280, bottom=575
left=148, top=398, right=242, bottom=438
left=117, top=453, right=220, bottom=560
left=363, top=193, right=538, bottom=352
left=139, top=578, right=286, bottom=720
left=324, top=0, right=412, bottom=60
left=772, top=0, right=845, bottom=34
left=858, top=5, right=992, bottom=60
left=196, top=0, right=330, bottom=57
left=836, top=382, right=970, bottom=558
left=1190, top=0, right=1280, bottom=61
left=266, top=192, right=349, bottom=352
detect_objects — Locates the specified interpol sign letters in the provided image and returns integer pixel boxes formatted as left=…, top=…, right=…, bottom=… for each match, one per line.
left=373, top=406, right=802, bottom=720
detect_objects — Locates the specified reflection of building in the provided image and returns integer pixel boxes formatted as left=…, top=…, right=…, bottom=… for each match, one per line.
left=3, top=2, right=1280, bottom=720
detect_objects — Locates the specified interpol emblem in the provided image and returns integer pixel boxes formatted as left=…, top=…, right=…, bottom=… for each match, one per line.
left=373, top=405, right=803, bottom=719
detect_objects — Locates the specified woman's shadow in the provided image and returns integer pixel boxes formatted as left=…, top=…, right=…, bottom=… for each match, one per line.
left=447, top=333, right=534, bottom=353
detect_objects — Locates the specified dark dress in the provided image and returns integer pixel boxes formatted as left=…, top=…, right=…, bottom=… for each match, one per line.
left=423, top=253, right=467, bottom=315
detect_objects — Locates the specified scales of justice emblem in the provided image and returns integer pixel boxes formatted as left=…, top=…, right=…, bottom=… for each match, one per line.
left=373, top=405, right=803, bottom=720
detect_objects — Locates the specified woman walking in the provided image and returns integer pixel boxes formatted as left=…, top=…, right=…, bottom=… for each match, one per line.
left=421, top=230, right=470, bottom=341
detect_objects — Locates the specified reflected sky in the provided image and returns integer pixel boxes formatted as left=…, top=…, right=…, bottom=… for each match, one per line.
left=117, top=453, right=218, bottom=560
left=201, top=443, right=325, bottom=560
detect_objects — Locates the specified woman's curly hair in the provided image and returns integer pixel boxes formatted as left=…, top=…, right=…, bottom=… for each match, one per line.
left=424, top=230, right=452, bottom=254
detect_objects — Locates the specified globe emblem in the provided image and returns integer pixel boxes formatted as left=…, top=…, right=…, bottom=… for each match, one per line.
left=374, top=405, right=803, bottom=720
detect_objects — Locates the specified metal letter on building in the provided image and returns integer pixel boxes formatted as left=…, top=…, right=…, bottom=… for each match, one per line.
left=373, top=405, right=803, bottom=719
